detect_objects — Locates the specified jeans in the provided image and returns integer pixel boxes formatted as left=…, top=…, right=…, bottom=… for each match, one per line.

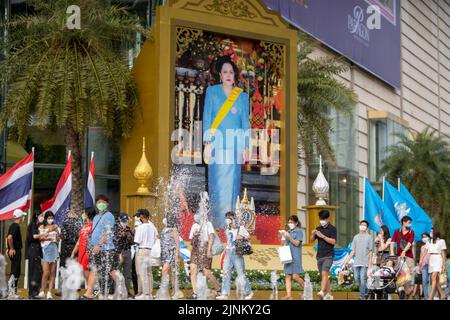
left=221, top=249, right=252, bottom=296
left=353, top=266, right=368, bottom=300
left=422, top=265, right=430, bottom=299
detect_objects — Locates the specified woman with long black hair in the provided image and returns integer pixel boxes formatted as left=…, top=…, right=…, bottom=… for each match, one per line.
left=25, top=210, right=46, bottom=299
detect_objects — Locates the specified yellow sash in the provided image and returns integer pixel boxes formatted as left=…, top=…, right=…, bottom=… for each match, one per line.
left=209, top=86, right=243, bottom=138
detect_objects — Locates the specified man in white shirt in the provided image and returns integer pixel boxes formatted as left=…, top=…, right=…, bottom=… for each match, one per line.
left=216, top=211, right=253, bottom=300
left=133, top=209, right=158, bottom=300
left=187, top=213, right=221, bottom=299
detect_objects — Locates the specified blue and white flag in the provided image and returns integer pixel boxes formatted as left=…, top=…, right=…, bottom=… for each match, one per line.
left=384, top=180, right=432, bottom=241
left=364, top=178, right=400, bottom=235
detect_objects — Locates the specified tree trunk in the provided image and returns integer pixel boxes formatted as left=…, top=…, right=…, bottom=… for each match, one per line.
left=65, top=117, right=84, bottom=217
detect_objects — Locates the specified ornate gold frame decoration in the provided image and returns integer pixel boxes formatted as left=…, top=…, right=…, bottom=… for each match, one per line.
left=204, top=0, right=257, bottom=19
left=176, top=26, right=203, bottom=58
left=260, top=40, right=285, bottom=73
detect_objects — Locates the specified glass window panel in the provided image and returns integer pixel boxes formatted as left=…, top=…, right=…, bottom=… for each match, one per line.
left=95, top=177, right=120, bottom=213
left=86, top=127, right=120, bottom=176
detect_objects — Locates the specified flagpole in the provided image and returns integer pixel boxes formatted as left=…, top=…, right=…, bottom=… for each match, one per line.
left=382, top=176, right=385, bottom=201
left=24, top=147, right=35, bottom=290
left=361, top=176, right=366, bottom=221
left=55, top=149, right=71, bottom=290
left=397, top=177, right=400, bottom=191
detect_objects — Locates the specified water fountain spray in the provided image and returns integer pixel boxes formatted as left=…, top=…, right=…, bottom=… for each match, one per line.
left=60, top=258, right=84, bottom=300
left=270, top=270, right=279, bottom=300
left=0, top=254, right=7, bottom=299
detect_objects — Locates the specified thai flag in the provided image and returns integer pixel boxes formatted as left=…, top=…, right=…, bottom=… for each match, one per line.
left=40, top=154, right=72, bottom=226
left=84, top=152, right=95, bottom=209
left=0, top=152, right=34, bottom=220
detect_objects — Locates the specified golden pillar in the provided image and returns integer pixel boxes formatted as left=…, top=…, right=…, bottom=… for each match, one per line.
left=125, top=137, right=159, bottom=226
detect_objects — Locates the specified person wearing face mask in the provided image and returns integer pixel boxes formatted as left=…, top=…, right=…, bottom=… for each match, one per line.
left=418, top=232, right=431, bottom=299
left=115, top=213, right=135, bottom=297
left=343, top=220, right=372, bottom=300
left=91, top=194, right=118, bottom=299
left=390, top=215, right=415, bottom=299
left=280, top=215, right=304, bottom=300
left=424, top=229, right=446, bottom=300
left=310, top=210, right=337, bottom=300
left=216, top=211, right=253, bottom=300
left=133, top=208, right=158, bottom=299
left=71, top=208, right=96, bottom=299
left=37, top=211, right=60, bottom=299
left=25, top=210, right=46, bottom=299
left=187, top=213, right=221, bottom=299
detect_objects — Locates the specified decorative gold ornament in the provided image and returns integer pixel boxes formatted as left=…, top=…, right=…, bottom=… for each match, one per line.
left=176, top=26, right=203, bottom=58
left=204, top=0, right=257, bottom=19
left=260, top=41, right=285, bottom=73
left=235, top=188, right=256, bottom=233
left=134, top=137, right=153, bottom=194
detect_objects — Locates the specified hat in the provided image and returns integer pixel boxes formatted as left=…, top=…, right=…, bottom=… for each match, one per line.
left=13, top=209, right=26, bottom=219
left=119, top=213, right=129, bottom=222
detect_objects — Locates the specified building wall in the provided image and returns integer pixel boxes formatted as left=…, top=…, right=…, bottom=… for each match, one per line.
left=297, top=0, right=450, bottom=241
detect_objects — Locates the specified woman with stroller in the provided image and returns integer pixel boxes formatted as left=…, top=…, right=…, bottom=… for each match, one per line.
left=424, top=230, right=446, bottom=300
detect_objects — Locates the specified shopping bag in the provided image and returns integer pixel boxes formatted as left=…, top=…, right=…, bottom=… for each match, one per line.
left=150, top=239, right=162, bottom=266
left=278, top=245, right=292, bottom=264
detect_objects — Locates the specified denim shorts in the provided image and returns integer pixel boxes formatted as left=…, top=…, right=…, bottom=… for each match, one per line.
left=317, top=256, right=333, bottom=273
left=42, top=242, right=59, bottom=263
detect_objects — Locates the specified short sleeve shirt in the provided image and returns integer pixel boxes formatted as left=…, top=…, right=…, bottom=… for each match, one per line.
left=316, top=224, right=337, bottom=259
left=7, top=223, right=22, bottom=250
left=189, top=222, right=215, bottom=243
left=91, top=211, right=116, bottom=250
left=392, top=229, right=415, bottom=259
left=134, top=222, right=158, bottom=249
left=425, top=239, right=447, bottom=254
left=351, top=233, right=372, bottom=267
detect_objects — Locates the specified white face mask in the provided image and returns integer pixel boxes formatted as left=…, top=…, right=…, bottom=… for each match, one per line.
left=225, top=218, right=232, bottom=227
left=422, top=238, right=429, bottom=243
left=319, top=220, right=328, bottom=227
left=47, top=219, right=54, bottom=225
left=288, top=223, right=296, bottom=230
left=359, top=225, right=367, bottom=232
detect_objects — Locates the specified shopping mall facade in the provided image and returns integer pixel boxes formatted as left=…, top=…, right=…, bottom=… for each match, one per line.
left=0, top=0, right=449, bottom=258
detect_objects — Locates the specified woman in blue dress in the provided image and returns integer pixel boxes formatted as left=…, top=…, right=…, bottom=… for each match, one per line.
left=281, top=215, right=304, bottom=299
left=203, top=55, right=250, bottom=229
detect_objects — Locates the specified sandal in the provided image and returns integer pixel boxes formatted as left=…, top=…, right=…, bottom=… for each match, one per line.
left=282, top=296, right=293, bottom=300
left=80, top=295, right=95, bottom=300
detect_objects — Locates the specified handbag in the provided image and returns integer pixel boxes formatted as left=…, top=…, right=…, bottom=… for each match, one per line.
left=439, top=273, right=447, bottom=287
left=234, top=226, right=253, bottom=256
left=211, top=231, right=224, bottom=256
left=150, top=239, right=161, bottom=266
left=277, top=245, right=293, bottom=264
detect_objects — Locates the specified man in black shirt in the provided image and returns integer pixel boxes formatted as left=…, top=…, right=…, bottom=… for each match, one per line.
left=115, top=213, right=135, bottom=297
left=6, top=209, right=27, bottom=296
left=310, top=209, right=337, bottom=300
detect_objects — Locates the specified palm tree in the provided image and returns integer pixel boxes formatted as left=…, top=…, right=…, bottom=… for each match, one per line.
left=380, top=128, right=450, bottom=236
left=0, top=0, right=148, bottom=215
left=297, top=32, right=357, bottom=164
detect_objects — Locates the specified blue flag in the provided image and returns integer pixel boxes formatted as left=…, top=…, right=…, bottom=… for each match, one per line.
left=364, top=179, right=400, bottom=235
left=383, top=180, right=432, bottom=241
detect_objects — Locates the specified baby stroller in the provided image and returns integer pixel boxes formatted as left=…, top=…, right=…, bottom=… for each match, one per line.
left=367, top=256, right=400, bottom=300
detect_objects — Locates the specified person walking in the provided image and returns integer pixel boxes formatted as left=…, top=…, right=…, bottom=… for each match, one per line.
left=134, top=209, right=158, bottom=300
left=91, top=195, right=118, bottom=300
left=424, top=230, right=446, bottom=300
left=71, top=208, right=96, bottom=299
left=373, top=225, right=391, bottom=266
left=216, top=211, right=253, bottom=300
left=25, top=210, right=45, bottom=299
left=281, top=215, right=304, bottom=300
left=116, top=213, right=134, bottom=297
left=310, top=209, right=337, bottom=300
left=418, top=232, right=431, bottom=299
left=343, top=220, right=372, bottom=300
left=6, top=209, right=26, bottom=298
left=187, top=213, right=221, bottom=299
left=390, top=216, right=415, bottom=299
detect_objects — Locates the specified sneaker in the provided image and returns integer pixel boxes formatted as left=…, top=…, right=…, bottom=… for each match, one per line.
left=317, top=291, right=325, bottom=300
left=107, top=294, right=114, bottom=300
left=172, top=291, right=184, bottom=300
left=46, top=292, right=53, bottom=300
left=244, top=292, right=254, bottom=300
left=37, top=291, right=45, bottom=299
left=216, top=294, right=229, bottom=300
left=324, top=293, right=334, bottom=300
left=186, top=293, right=198, bottom=300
